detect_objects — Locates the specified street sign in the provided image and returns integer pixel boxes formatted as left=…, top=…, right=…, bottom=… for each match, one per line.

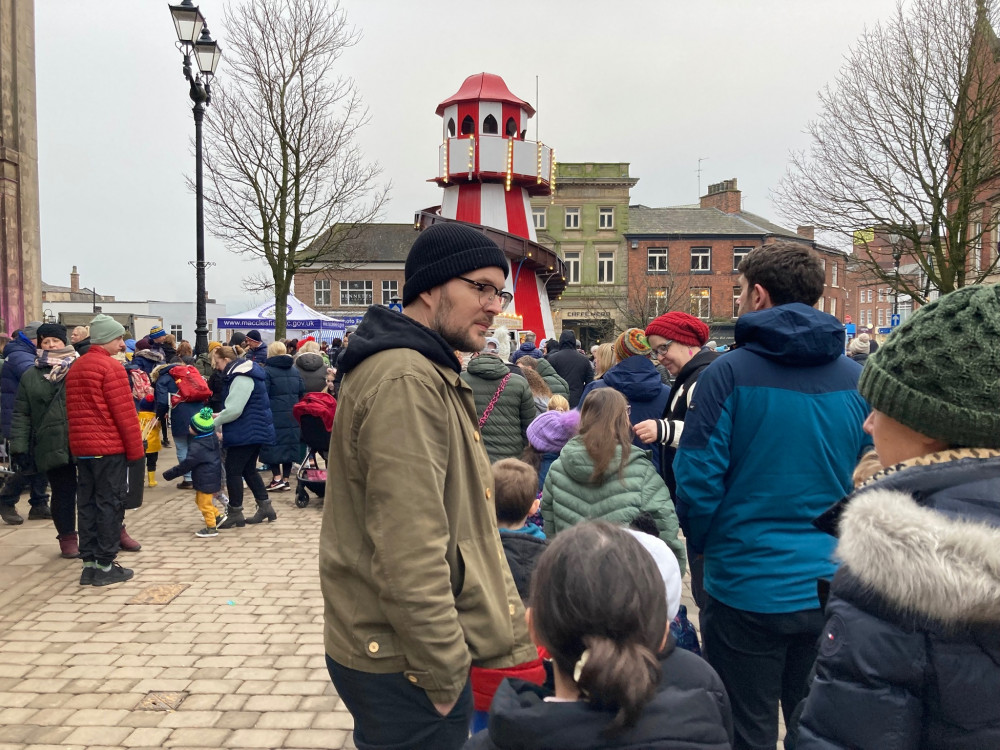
left=845, top=324, right=856, bottom=336
left=890, top=314, right=901, bottom=327
left=877, top=327, right=892, bottom=335
left=845, top=314, right=853, bottom=324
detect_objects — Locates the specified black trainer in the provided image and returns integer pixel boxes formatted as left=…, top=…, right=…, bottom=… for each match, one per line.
left=0, top=505, right=23, bottom=525
left=79, top=565, right=95, bottom=586
left=91, top=562, right=134, bottom=587
left=28, top=503, right=52, bottom=520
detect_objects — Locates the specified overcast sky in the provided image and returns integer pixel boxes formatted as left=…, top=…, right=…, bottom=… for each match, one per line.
left=35, top=0, right=899, bottom=314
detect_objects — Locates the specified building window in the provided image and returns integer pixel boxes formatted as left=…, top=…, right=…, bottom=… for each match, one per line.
left=732, top=286, right=741, bottom=318
left=564, top=251, right=581, bottom=284
left=565, top=207, right=581, bottom=229
left=647, top=247, right=668, bottom=273
left=974, top=220, right=983, bottom=273
left=877, top=308, right=884, bottom=326
left=447, top=118, right=456, bottom=137
left=381, top=280, right=399, bottom=305
left=461, top=115, right=474, bottom=135
left=170, top=324, right=183, bottom=341
left=690, top=288, right=711, bottom=319
left=314, top=279, right=331, bottom=307
left=690, top=247, right=711, bottom=272
left=733, top=247, right=752, bottom=272
left=532, top=206, right=547, bottom=230
left=831, top=263, right=839, bottom=287
left=877, top=287, right=883, bottom=302
left=598, top=207, right=614, bottom=229
left=598, top=252, right=615, bottom=284
left=868, top=289, right=874, bottom=303
left=340, top=280, right=373, bottom=306
left=830, top=298, right=837, bottom=318
left=482, top=114, right=498, bottom=134
left=818, top=297, right=826, bottom=312
left=505, top=117, right=517, bottom=137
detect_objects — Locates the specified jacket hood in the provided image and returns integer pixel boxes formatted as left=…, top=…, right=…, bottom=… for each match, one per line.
left=4, top=337, right=35, bottom=358
left=837, top=454, right=1000, bottom=626
left=467, top=353, right=510, bottom=380
left=338, top=305, right=460, bottom=376
left=558, top=330, right=577, bottom=348
left=736, top=303, right=846, bottom=366
left=265, top=354, right=294, bottom=369
left=601, top=355, right=665, bottom=402
left=295, top=352, right=325, bottom=372
left=134, top=349, right=165, bottom=364
left=557, top=435, right=642, bottom=484
left=226, top=358, right=266, bottom=383
left=519, top=341, right=538, bottom=352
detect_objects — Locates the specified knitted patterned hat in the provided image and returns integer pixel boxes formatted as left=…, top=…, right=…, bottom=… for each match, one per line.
left=402, top=223, right=509, bottom=306
left=645, top=311, right=710, bottom=348
left=90, top=314, right=126, bottom=345
left=149, top=325, right=166, bottom=340
left=527, top=409, right=581, bottom=453
left=614, top=328, right=651, bottom=361
left=858, top=284, right=1000, bottom=448
left=191, top=407, right=215, bottom=435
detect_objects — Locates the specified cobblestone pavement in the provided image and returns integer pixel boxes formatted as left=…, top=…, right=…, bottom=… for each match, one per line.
left=0, top=445, right=356, bottom=750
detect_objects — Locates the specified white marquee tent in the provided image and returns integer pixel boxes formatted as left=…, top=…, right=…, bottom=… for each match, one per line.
left=217, top=296, right=346, bottom=343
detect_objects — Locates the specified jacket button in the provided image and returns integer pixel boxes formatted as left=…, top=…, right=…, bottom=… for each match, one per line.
left=367, top=641, right=379, bottom=654
left=509, top=604, right=516, bottom=616
left=473, top=431, right=481, bottom=442
left=407, top=674, right=418, bottom=684
left=485, top=488, right=491, bottom=500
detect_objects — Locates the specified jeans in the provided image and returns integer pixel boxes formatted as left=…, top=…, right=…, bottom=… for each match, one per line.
left=76, top=454, right=127, bottom=566
left=0, top=469, right=49, bottom=507
left=46, top=463, right=77, bottom=537
left=224, top=443, right=267, bottom=509
left=326, top=655, right=473, bottom=750
left=174, top=432, right=191, bottom=481
left=702, top=594, right=825, bottom=750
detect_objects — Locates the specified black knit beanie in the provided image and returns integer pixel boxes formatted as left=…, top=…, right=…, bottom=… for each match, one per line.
left=36, top=322, right=68, bottom=346
left=858, top=284, right=1000, bottom=448
left=402, top=223, right=510, bottom=306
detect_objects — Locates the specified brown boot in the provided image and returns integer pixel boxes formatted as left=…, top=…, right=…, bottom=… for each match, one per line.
left=58, top=533, right=81, bottom=559
left=119, top=525, right=142, bottom=552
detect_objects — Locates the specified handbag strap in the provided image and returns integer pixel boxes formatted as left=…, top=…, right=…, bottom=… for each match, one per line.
left=479, top=373, right=512, bottom=428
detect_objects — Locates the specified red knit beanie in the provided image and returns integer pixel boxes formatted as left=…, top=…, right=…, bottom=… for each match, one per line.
left=645, top=311, right=710, bottom=348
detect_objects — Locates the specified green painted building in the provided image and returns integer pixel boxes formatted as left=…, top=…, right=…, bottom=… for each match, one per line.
left=529, top=163, right=638, bottom=348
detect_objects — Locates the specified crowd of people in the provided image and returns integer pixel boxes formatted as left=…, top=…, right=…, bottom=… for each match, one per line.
left=320, top=221, right=1000, bottom=750
left=0, top=316, right=342, bottom=581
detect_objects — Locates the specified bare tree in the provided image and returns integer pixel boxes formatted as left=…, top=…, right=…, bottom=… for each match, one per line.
left=776, top=0, right=1000, bottom=304
left=603, top=270, right=691, bottom=331
left=203, top=0, right=389, bottom=336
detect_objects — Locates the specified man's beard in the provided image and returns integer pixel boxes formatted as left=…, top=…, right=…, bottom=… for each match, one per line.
left=431, top=288, right=488, bottom=353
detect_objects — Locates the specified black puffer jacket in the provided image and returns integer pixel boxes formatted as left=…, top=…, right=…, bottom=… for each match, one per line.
left=499, top=531, right=547, bottom=603
left=461, top=353, right=535, bottom=462
left=464, top=641, right=733, bottom=749
left=546, top=331, right=593, bottom=407
left=162, top=431, right=222, bottom=494
left=797, top=452, right=1000, bottom=750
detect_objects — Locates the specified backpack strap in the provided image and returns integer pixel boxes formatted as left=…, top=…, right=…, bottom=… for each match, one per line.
left=478, top=373, right=512, bottom=428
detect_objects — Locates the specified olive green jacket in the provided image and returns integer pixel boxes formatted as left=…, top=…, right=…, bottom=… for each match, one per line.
left=320, top=340, right=535, bottom=705
left=10, top=366, right=71, bottom=473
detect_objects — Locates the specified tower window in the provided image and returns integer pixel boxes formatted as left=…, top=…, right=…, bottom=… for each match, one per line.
left=483, top=114, right=498, bottom=134
left=505, top=117, right=517, bottom=137
left=461, top=115, right=474, bottom=135
left=447, top=118, right=456, bottom=137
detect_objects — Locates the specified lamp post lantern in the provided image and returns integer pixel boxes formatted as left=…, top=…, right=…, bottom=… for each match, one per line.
left=169, top=1, right=222, bottom=355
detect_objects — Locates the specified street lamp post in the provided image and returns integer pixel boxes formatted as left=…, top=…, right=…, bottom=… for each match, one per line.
left=169, top=1, right=222, bottom=355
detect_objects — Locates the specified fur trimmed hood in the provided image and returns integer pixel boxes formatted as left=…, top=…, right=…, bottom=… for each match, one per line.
left=838, top=461, right=1000, bottom=626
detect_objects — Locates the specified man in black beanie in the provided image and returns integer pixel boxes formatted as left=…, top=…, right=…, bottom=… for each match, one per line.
left=319, top=222, right=535, bottom=749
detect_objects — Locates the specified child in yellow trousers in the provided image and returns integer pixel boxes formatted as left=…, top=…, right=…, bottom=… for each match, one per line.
left=162, top=407, right=226, bottom=537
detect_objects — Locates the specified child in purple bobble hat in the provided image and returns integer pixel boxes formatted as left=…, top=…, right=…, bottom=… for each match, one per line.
left=522, top=409, right=581, bottom=495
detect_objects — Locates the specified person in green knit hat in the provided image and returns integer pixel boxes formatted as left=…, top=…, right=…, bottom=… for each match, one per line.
left=795, top=284, right=1000, bottom=748
left=162, top=407, right=226, bottom=538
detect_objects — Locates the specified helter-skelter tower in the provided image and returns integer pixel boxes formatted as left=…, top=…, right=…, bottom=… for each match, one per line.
left=415, top=73, right=566, bottom=339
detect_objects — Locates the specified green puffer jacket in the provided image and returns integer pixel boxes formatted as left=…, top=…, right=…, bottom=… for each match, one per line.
left=534, top=357, right=570, bottom=399
left=461, top=354, right=536, bottom=463
left=542, top=436, right=687, bottom=575
left=9, top=365, right=72, bottom=473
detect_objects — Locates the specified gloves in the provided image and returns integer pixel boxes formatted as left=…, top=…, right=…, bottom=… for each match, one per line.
left=12, top=453, right=35, bottom=474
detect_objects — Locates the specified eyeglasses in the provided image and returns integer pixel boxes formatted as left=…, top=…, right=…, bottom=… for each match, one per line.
left=456, top=276, right=514, bottom=312
left=652, top=341, right=674, bottom=356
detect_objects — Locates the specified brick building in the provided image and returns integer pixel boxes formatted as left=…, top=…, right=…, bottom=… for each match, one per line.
left=292, top=224, right=412, bottom=321
left=624, top=179, right=848, bottom=342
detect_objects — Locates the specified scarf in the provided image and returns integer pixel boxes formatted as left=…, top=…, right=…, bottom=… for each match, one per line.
left=35, top=346, right=78, bottom=383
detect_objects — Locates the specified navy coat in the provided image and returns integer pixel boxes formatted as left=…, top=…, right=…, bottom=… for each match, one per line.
left=220, top=360, right=276, bottom=448
left=1, top=336, right=38, bottom=438
left=162, top=430, right=222, bottom=493
left=259, top=354, right=304, bottom=465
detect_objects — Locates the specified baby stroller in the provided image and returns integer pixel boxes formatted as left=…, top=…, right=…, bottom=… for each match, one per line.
left=291, top=392, right=336, bottom=508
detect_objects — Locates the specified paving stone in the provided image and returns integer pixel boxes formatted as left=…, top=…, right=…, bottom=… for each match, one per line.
left=287, top=728, right=349, bottom=748
left=158, top=710, right=223, bottom=728
left=122, top=726, right=174, bottom=747
left=255, top=711, right=316, bottom=729
left=163, top=727, right=230, bottom=747
left=224, top=728, right=290, bottom=747
left=214, top=711, right=263, bottom=729
left=311, top=710, right=355, bottom=730
left=62, top=725, right=133, bottom=745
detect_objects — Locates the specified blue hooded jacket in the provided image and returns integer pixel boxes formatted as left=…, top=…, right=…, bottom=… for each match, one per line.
left=1, top=335, right=38, bottom=438
left=578, top=355, right=670, bottom=473
left=674, top=303, right=871, bottom=614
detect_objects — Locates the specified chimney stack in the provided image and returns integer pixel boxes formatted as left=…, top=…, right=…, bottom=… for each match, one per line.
left=700, top=178, right=741, bottom=214
left=797, top=226, right=815, bottom=240
left=70, top=266, right=80, bottom=293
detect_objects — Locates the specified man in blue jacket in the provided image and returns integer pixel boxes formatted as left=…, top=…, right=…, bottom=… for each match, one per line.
left=673, top=242, right=870, bottom=750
